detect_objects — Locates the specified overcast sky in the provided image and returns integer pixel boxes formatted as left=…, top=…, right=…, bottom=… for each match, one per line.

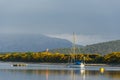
left=0, top=0, right=120, bottom=45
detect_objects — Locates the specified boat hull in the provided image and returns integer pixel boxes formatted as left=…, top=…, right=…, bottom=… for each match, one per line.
left=68, top=63, right=85, bottom=68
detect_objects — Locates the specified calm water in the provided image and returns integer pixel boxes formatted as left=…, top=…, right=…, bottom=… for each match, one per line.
left=0, top=62, right=120, bottom=80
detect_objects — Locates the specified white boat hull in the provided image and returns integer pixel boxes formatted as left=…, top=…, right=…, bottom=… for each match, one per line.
left=68, top=63, right=85, bottom=68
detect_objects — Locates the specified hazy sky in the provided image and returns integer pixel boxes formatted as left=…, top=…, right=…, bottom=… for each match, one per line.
left=0, top=0, right=120, bottom=45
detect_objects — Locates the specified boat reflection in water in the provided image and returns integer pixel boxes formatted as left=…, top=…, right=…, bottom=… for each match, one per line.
left=70, top=69, right=85, bottom=80
left=44, top=68, right=86, bottom=80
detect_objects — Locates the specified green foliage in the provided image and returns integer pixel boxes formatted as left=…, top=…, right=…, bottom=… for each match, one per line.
left=104, top=52, right=120, bottom=64
left=0, top=52, right=119, bottom=64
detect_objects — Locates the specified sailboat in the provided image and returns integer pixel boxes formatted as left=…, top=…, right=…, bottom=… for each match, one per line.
left=68, top=33, right=85, bottom=69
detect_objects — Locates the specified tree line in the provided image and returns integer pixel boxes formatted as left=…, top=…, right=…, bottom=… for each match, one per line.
left=0, top=52, right=120, bottom=64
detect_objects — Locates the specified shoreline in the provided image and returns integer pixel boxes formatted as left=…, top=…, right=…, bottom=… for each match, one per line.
left=0, top=61, right=120, bottom=67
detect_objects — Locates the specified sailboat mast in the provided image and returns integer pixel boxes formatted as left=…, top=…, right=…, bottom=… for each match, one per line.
left=72, top=32, right=76, bottom=62
left=73, top=32, right=76, bottom=54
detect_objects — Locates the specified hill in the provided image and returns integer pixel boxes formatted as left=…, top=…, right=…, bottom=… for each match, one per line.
left=0, top=34, right=72, bottom=52
left=81, top=40, right=120, bottom=55
left=49, top=40, right=120, bottom=55
left=0, top=34, right=119, bottom=54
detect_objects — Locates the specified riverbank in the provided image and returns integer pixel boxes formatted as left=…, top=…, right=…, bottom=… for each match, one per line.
left=1, top=61, right=120, bottom=67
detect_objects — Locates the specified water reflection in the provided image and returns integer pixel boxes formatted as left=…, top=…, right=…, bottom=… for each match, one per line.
left=0, top=63, right=120, bottom=80
left=46, top=68, right=48, bottom=80
left=0, top=69, right=120, bottom=80
left=70, top=69, right=85, bottom=80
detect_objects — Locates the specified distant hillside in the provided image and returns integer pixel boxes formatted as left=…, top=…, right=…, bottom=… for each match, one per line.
left=49, top=40, right=120, bottom=55
left=0, top=34, right=72, bottom=52
left=0, top=34, right=119, bottom=54
left=81, top=40, right=120, bottom=55
left=49, top=46, right=83, bottom=54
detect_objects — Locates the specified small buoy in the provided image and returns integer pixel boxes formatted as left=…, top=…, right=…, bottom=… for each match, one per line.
left=99, top=67, right=105, bottom=73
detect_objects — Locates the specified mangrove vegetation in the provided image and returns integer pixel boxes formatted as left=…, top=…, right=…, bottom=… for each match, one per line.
left=0, top=52, right=120, bottom=64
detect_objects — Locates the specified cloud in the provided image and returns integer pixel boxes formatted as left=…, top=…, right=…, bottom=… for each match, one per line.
left=0, top=0, right=120, bottom=37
